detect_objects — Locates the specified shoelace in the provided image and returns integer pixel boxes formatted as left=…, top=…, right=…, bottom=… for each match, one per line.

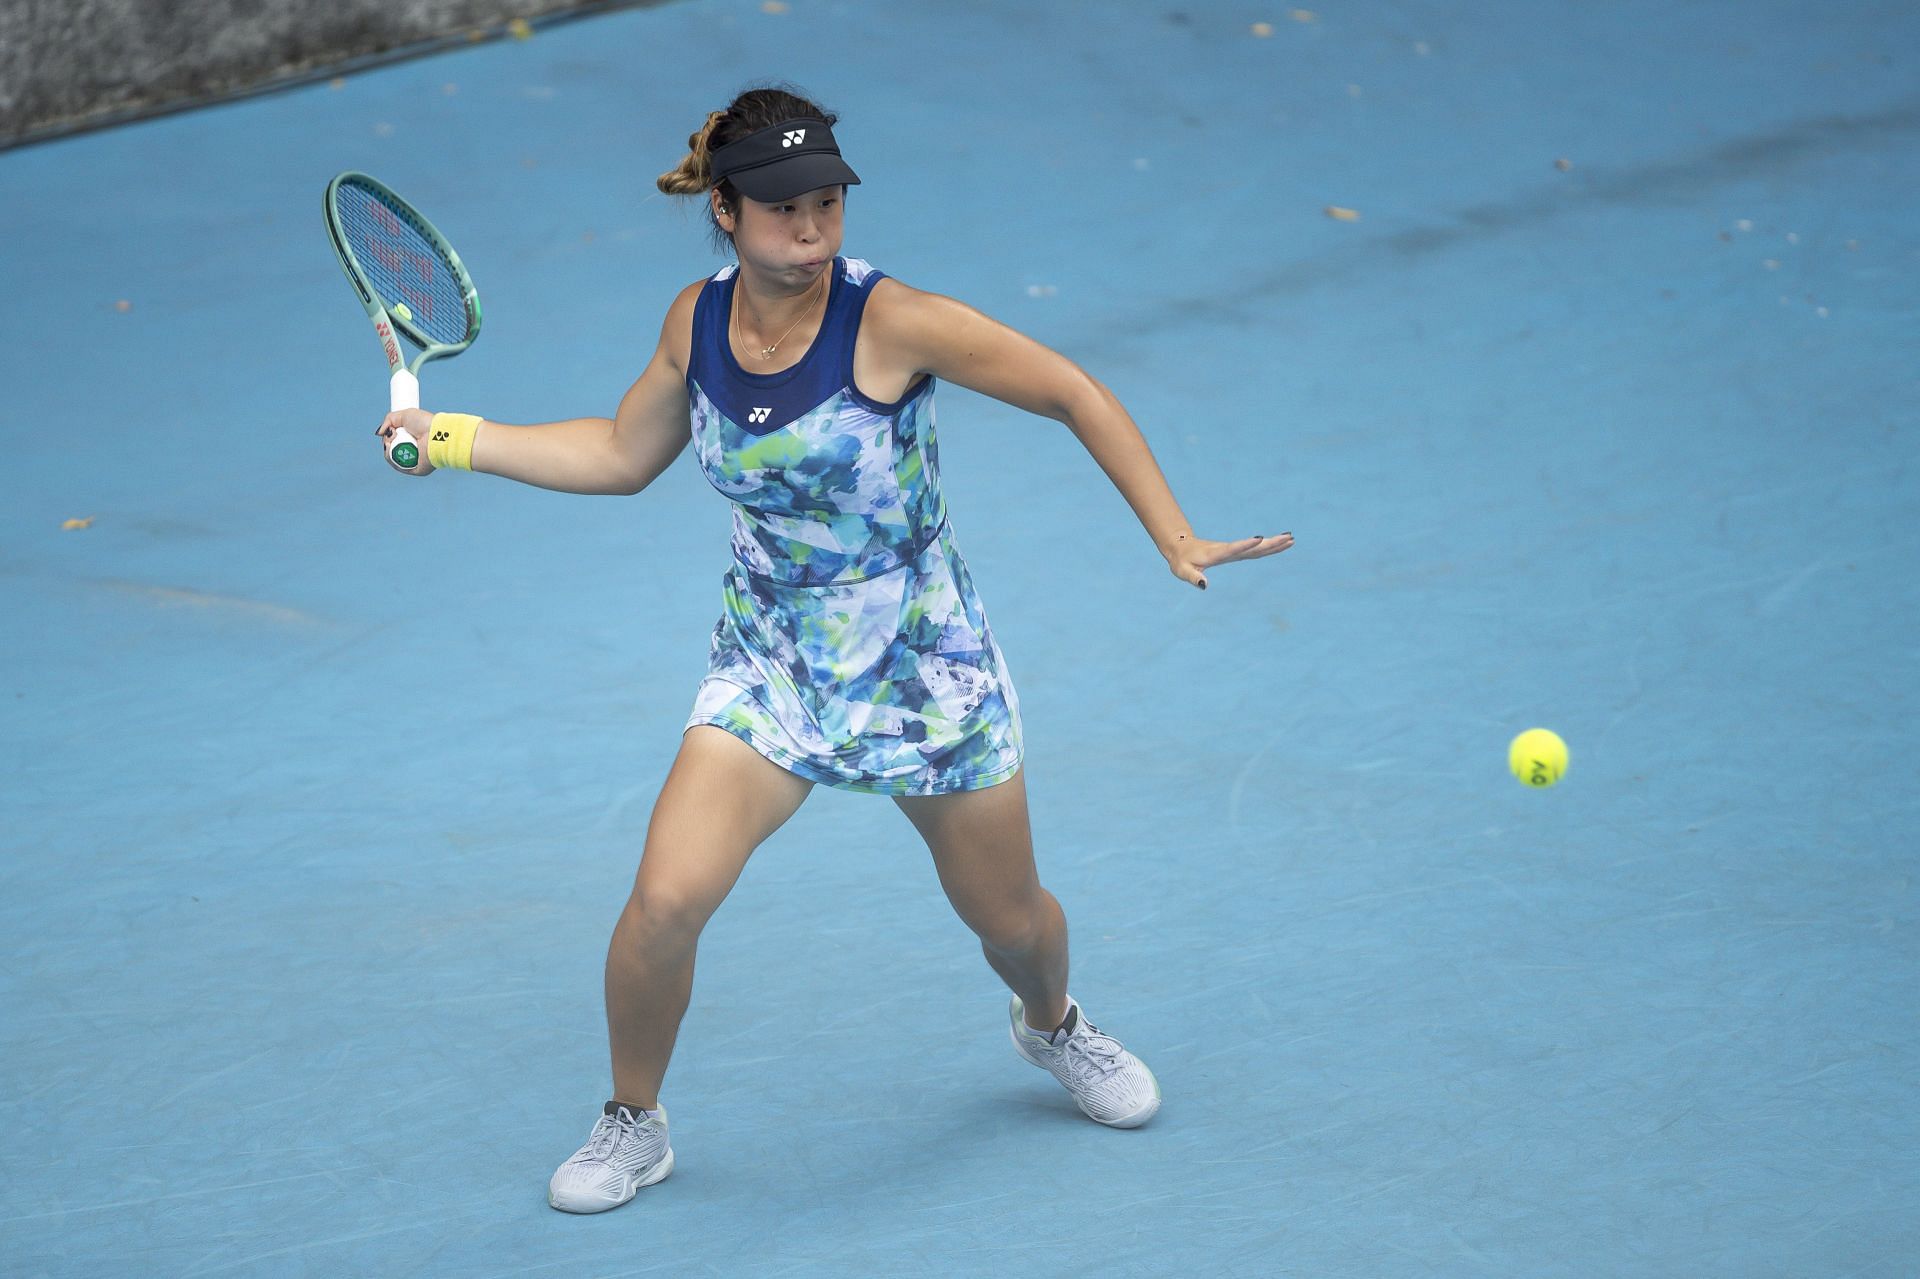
left=586, top=1111, right=638, bottom=1161
left=1056, top=1026, right=1126, bottom=1086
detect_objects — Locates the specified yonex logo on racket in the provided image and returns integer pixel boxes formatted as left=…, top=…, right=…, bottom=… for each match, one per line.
left=748, top=407, right=773, bottom=423
left=782, top=129, right=807, bottom=147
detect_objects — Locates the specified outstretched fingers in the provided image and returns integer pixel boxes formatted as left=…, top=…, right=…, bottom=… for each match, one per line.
left=1205, top=532, right=1294, bottom=566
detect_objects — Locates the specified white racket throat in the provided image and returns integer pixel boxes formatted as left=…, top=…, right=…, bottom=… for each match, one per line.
left=389, top=368, right=420, bottom=412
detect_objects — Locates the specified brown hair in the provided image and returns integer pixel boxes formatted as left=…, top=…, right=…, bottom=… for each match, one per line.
left=656, top=83, right=841, bottom=252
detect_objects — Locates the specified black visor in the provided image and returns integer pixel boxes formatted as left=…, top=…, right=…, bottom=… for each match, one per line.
left=709, top=117, right=861, bottom=202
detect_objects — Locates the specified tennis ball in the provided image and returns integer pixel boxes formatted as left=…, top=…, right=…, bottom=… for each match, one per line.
left=392, top=301, right=413, bottom=322
left=1509, top=728, right=1568, bottom=788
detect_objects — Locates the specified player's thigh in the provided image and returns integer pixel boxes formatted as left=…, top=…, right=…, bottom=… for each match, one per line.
left=630, top=725, right=814, bottom=932
left=893, top=768, right=1046, bottom=946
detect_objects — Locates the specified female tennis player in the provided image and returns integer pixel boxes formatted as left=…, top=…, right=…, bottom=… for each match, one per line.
left=376, top=85, right=1293, bottom=1214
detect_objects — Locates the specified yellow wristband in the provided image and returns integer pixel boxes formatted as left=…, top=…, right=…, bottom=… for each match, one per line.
left=427, top=413, right=483, bottom=472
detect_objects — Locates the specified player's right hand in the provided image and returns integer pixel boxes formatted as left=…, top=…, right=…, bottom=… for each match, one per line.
left=375, top=408, right=436, bottom=476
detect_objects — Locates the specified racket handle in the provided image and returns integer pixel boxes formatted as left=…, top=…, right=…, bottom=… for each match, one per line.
left=389, top=368, right=420, bottom=412
left=385, top=427, right=423, bottom=473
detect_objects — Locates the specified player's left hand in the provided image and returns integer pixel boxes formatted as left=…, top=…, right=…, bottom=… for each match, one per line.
left=1162, top=530, right=1293, bottom=590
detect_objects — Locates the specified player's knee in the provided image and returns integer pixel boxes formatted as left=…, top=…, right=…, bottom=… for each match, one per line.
left=971, top=893, right=1052, bottom=955
left=619, top=883, right=710, bottom=951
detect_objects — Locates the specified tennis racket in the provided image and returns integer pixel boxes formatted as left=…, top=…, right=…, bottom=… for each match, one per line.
left=323, top=171, right=482, bottom=471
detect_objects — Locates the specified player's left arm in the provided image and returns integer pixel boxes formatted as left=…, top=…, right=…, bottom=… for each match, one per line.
left=868, top=280, right=1292, bottom=589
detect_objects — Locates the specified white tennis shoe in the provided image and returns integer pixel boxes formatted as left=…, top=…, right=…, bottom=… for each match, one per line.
left=548, top=1101, right=674, bottom=1213
left=1009, top=994, right=1161, bottom=1128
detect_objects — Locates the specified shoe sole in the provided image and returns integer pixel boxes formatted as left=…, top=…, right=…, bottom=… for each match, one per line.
left=1008, top=996, right=1161, bottom=1128
left=548, top=1146, right=675, bottom=1214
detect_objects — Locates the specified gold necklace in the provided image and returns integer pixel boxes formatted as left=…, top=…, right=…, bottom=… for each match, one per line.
left=734, top=272, right=827, bottom=361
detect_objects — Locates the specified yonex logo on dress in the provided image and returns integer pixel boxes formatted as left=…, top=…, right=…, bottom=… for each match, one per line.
left=782, top=129, right=807, bottom=147
left=748, top=407, right=772, bottom=423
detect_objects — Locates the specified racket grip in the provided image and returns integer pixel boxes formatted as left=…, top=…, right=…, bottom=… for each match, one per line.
left=389, top=368, right=420, bottom=412
left=385, top=426, right=423, bottom=473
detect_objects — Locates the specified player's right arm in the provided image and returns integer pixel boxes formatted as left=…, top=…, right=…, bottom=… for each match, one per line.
left=377, top=281, right=700, bottom=495
left=600, top=280, right=701, bottom=495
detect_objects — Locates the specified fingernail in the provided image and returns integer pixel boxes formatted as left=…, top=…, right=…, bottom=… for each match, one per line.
left=1198, top=580, right=1208, bottom=590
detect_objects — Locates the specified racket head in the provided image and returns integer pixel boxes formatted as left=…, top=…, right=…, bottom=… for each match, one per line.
left=324, top=171, right=482, bottom=369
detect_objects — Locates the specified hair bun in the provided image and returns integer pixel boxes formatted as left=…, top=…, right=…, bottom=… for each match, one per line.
left=656, top=110, right=728, bottom=195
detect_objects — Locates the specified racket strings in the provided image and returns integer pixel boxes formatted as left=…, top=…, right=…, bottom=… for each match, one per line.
left=334, top=183, right=471, bottom=346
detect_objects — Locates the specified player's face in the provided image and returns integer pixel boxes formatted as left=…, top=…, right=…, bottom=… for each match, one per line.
left=725, top=186, right=844, bottom=283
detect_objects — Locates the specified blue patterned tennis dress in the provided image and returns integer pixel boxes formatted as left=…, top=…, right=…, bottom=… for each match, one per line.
left=681, top=256, right=1024, bottom=795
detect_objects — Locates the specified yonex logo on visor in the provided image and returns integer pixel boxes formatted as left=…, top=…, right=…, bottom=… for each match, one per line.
left=783, top=129, right=807, bottom=147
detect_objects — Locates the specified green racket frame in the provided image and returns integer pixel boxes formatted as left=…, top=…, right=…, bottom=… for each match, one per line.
left=323, top=170, right=482, bottom=413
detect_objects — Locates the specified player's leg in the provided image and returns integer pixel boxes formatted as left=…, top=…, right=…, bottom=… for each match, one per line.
left=606, top=724, right=815, bottom=1107
left=892, top=767, right=1070, bottom=1032
left=553, top=725, right=813, bottom=1213
left=894, top=767, right=1161, bottom=1128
